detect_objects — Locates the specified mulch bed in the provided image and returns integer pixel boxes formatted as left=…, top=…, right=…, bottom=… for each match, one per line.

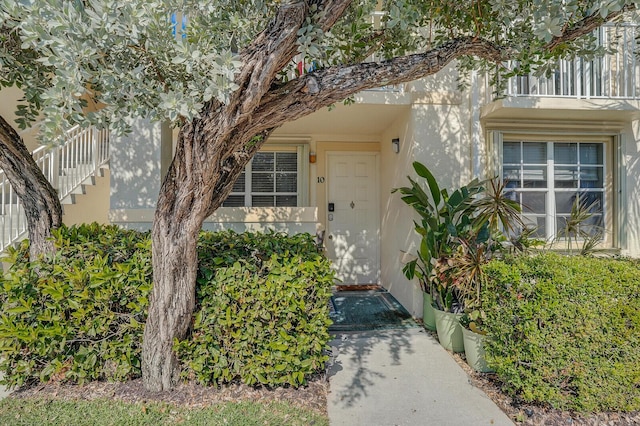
left=10, top=377, right=329, bottom=416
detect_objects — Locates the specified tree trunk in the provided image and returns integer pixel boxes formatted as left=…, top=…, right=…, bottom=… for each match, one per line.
left=142, top=208, right=200, bottom=391
left=140, top=0, right=633, bottom=391
left=0, top=115, right=62, bottom=260
left=140, top=1, right=309, bottom=392
left=141, top=114, right=269, bottom=390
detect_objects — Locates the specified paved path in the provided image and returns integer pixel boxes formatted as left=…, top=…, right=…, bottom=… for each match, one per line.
left=327, top=328, right=514, bottom=426
left=0, top=373, right=9, bottom=400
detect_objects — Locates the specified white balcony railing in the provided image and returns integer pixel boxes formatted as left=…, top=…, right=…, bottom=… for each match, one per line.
left=503, top=23, right=639, bottom=99
left=0, top=125, right=110, bottom=251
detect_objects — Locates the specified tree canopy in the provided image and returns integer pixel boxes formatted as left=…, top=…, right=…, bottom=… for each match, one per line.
left=2, top=0, right=637, bottom=143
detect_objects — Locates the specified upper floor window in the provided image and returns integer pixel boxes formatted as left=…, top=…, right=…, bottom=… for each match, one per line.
left=222, top=146, right=306, bottom=207
left=501, top=138, right=610, bottom=243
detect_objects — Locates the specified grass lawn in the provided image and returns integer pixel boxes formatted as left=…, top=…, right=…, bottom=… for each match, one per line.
left=0, top=397, right=328, bottom=426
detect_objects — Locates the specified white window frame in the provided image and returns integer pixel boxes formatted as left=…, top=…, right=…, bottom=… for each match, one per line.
left=495, top=132, right=616, bottom=246
left=223, top=144, right=309, bottom=207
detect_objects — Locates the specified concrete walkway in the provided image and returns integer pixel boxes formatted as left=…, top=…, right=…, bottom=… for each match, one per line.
left=0, top=373, right=9, bottom=400
left=327, top=328, right=514, bottom=426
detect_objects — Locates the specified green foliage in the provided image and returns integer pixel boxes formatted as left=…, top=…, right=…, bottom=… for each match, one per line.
left=2, top=0, right=634, bottom=141
left=482, top=253, right=640, bottom=412
left=0, top=226, right=333, bottom=389
left=0, top=223, right=152, bottom=388
left=394, top=162, right=522, bottom=313
left=556, top=196, right=605, bottom=255
left=394, top=162, right=483, bottom=311
left=175, top=230, right=334, bottom=387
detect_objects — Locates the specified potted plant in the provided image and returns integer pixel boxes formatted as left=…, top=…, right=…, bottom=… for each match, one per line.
left=401, top=249, right=437, bottom=331
left=449, top=239, right=494, bottom=371
left=395, top=163, right=523, bottom=355
left=394, top=163, right=480, bottom=350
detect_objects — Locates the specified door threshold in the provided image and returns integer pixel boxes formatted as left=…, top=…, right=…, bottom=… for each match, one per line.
left=334, top=284, right=384, bottom=292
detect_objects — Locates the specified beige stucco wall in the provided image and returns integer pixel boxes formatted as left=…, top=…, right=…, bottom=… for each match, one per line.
left=62, top=169, right=111, bottom=226
left=0, top=86, right=41, bottom=151
left=623, top=119, right=640, bottom=256
left=379, top=109, right=423, bottom=316
left=379, top=72, right=474, bottom=317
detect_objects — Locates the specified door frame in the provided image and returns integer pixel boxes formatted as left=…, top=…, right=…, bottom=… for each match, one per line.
left=325, top=150, right=381, bottom=284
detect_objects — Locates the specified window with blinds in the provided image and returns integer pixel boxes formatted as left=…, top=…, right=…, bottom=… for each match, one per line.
left=502, top=140, right=606, bottom=240
left=222, top=150, right=299, bottom=207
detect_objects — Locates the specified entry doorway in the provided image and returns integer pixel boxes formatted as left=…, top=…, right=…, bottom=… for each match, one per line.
left=325, top=152, right=380, bottom=284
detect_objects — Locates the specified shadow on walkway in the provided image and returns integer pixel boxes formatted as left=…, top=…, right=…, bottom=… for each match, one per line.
left=326, top=289, right=513, bottom=426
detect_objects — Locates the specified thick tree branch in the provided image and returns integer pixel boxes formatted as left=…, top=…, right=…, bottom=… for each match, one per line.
left=312, top=0, right=353, bottom=32
left=545, top=4, right=637, bottom=51
left=229, top=0, right=352, bottom=121
left=232, top=2, right=306, bottom=119
left=251, top=36, right=503, bottom=131
left=247, top=4, right=638, bottom=135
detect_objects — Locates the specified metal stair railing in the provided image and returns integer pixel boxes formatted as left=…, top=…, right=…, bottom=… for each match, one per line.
left=0, top=125, right=110, bottom=251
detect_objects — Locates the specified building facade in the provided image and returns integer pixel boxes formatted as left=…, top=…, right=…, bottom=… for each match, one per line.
left=2, top=23, right=639, bottom=318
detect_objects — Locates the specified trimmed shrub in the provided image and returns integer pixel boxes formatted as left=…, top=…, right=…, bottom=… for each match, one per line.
left=175, top=230, right=333, bottom=387
left=482, top=253, right=640, bottom=412
left=0, top=225, right=333, bottom=389
left=0, top=224, right=152, bottom=387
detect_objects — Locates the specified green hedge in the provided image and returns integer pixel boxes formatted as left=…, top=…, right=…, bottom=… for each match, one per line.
left=482, top=253, right=640, bottom=412
left=0, top=224, right=151, bottom=387
left=175, top=231, right=333, bottom=387
left=0, top=225, right=333, bottom=389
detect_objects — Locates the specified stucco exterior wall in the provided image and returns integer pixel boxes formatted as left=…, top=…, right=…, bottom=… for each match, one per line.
left=109, top=119, right=169, bottom=230
left=62, top=169, right=110, bottom=226
left=379, top=109, right=423, bottom=316
left=623, top=119, right=640, bottom=256
left=109, top=206, right=318, bottom=236
left=379, top=68, right=474, bottom=317
left=0, top=86, right=41, bottom=151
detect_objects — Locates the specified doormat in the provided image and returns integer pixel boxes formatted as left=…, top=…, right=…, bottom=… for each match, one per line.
left=329, top=290, right=419, bottom=332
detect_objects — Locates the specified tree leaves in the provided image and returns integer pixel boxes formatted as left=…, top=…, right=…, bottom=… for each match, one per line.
left=2, top=0, right=635, bottom=144
left=176, top=230, right=334, bottom=388
left=483, top=254, right=640, bottom=412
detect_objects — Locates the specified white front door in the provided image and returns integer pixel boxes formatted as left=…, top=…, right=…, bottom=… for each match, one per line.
left=326, top=152, right=380, bottom=284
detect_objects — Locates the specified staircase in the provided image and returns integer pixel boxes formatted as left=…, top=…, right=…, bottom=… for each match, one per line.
left=0, top=125, right=110, bottom=251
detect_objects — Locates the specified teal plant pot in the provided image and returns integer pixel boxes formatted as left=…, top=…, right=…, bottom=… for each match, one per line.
left=422, top=292, right=437, bottom=331
left=433, top=309, right=464, bottom=353
left=462, top=327, right=494, bottom=373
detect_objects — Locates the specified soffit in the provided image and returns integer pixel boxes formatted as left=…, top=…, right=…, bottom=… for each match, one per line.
left=274, top=102, right=409, bottom=137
